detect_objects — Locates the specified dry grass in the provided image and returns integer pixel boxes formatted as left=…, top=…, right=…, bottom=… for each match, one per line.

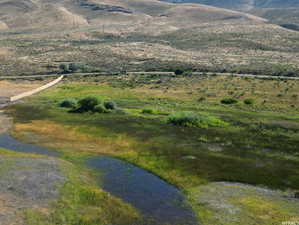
left=0, top=0, right=298, bottom=76
left=0, top=81, right=46, bottom=98
left=14, top=121, right=137, bottom=156
left=131, top=75, right=299, bottom=111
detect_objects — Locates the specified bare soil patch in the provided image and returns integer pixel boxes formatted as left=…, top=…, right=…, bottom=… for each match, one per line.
left=0, top=112, right=12, bottom=134
left=0, top=157, right=65, bottom=225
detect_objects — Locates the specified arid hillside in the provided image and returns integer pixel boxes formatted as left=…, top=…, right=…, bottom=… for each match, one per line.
left=0, top=0, right=299, bottom=76
left=0, top=0, right=265, bottom=31
left=250, top=8, right=299, bottom=28
left=161, top=0, right=299, bottom=11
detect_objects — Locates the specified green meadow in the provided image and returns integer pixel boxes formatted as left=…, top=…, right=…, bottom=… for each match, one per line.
left=6, top=74, right=299, bottom=225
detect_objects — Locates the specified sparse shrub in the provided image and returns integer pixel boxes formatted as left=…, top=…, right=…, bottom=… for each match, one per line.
left=78, top=96, right=101, bottom=112
left=244, top=98, right=255, bottom=105
left=173, top=68, right=193, bottom=76
left=167, top=112, right=229, bottom=128
left=142, top=108, right=155, bottom=114
left=94, top=104, right=108, bottom=113
left=198, top=97, right=206, bottom=102
left=104, top=101, right=117, bottom=110
left=221, top=98, right=238, bottom=104
left=59, top=98, right=77, bottom=108
left=206, top=93, right=216, bottom=97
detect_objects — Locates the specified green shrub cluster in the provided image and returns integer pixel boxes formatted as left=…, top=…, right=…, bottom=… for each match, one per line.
left=78, top=96, right=100, bottom=112
left=167, top=112, right=229, bottom=128
left=93, top=104, right=107, bottom=113
left=104, top=101, right=117, bottom=110
left=221, top=98, right=238, bottom=104
left=59, top=96, right=117, bottom=114
left=141, top=108, right=157, bottom=114
left=59, top=63, right=92, bottom=73
left=59, top=98, right=78, bottom=108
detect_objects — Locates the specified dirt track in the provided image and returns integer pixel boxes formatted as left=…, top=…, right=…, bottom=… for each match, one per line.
left=0, top=80, right=45, bottom=133
left=0, top=81, right=42, bottom=99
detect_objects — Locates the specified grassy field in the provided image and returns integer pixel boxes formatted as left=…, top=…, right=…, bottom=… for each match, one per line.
left=6, top=74, right=299, bottom=225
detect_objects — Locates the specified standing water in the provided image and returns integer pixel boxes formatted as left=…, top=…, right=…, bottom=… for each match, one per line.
left=0, top=133, right=198, bottom=225
left=0, top=133, right=59, bottom=157
left=87, top=156, right=197, bottom=225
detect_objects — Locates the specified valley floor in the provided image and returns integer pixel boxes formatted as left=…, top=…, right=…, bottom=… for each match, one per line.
left=1, top=74, right=299, bottom=225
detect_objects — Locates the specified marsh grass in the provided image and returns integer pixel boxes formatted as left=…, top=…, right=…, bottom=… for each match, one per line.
left=167, top=112, right=229, bottom=128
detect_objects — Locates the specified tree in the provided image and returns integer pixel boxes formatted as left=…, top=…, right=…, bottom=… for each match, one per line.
left=69, top=63, right=81, bottom=72
left=59, top=63, right=69, bottom=73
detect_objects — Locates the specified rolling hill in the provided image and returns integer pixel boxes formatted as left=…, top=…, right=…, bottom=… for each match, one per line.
left=160, top=0, right=299, bottom=11
left=0, top=0, right=266, bottom=31
left=250, top=8, right=299, bottom=28
left=0, top=0, right=299, bottom=77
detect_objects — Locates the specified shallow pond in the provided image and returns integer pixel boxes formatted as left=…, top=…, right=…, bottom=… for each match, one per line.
left=0, top=133, right=198, bottom=225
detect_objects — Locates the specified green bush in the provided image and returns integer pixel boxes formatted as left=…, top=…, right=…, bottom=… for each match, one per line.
left=94, top=104, right=108, bottom=113
left=68, top=63, right=91, bottom=73
left=59, top=99, right=77, bottom=108
left=142, top=108, right=155, bottom=114
left=78, top=96, right=101, bottom=112
left=198, top=97, right=206, bottom=102
left=59, top=63, right=69, bottom=73
left=104, top=101, right=117, bottom=110
left=69, top=63, right=81, bottom=72
left=244, top=98, right=255, bottom=105
left=174, top=69, right=184, bottom=75
left=167, top=112, right=229, bottom=128
left=221, top=98, right=238, bottom=105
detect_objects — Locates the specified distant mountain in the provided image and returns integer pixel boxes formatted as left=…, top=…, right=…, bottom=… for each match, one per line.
left=160, top=0, right=299, bottom=11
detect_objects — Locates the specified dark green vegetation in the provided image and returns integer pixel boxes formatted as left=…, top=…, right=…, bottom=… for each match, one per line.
left=6, top=74, right=299, bottom=225
left=59, top=63, right=95, bottom=73
left=244, top=98, right=255, bottom=105
left=221, top=97, right=238, bottom=104
left=167, top=112, right=229, bottom=128
left=59, top=96, right=118, bottom=114
left=59, top=98, right=77, bottom=108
